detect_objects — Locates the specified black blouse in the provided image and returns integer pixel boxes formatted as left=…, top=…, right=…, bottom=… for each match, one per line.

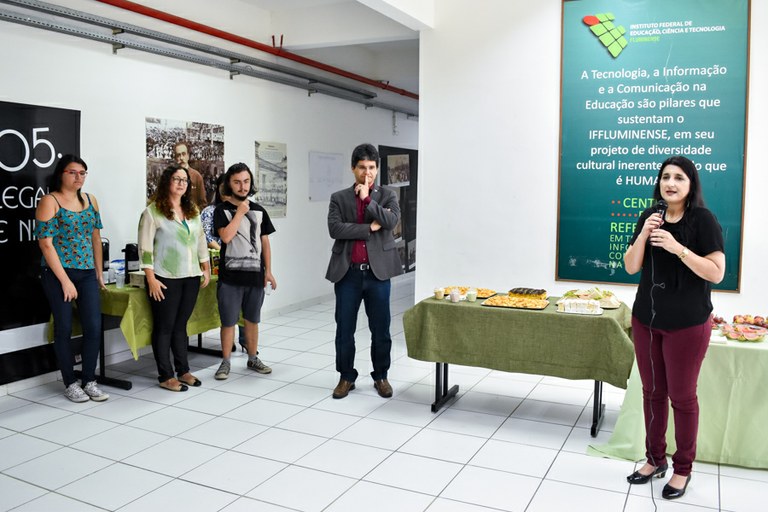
left=630, top=206, right=724, bottom=330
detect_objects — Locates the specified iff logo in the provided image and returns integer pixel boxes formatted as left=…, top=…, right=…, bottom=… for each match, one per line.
left=583, top=13, right=628, bottom=58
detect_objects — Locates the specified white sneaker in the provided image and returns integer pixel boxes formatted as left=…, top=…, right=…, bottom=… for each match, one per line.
left=83, top=381, right=110, bottom=402
left=65, top=383, right=89, bottom=403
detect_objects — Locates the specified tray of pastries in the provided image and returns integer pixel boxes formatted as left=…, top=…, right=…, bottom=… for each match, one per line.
left=508, top=287, right=548, bottom=300
left=482, top=294, right=549, bottom=310
left=443, top=286, right=497, bottom=299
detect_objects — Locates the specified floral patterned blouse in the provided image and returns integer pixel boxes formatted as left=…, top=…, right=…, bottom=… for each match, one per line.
left=34, top=193, right=103, bottom=270
left=138, top=203, right=209, bottom=279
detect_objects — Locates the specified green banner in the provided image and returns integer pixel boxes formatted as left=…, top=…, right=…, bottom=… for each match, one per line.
left=558, top=0, right=748, bottom=290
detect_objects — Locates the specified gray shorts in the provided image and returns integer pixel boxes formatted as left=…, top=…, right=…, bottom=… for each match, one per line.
left=217, top=281, right=264, bottom=326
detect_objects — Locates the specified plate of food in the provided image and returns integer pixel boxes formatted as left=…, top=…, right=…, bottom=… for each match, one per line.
left=481, top=295, right=549, bottom=310
left=561, top=287, right=621, bottom=309
left=443, top=286, right=470, bottom=296
left=476, top=288, right=496, bottom=299
left=720, top=323, right=767, bottom=342
left=508, top=287, right=548, bottom=300
left=442, top=287, right=497, bottom=299
left=556, top=298, right=603, bottom=315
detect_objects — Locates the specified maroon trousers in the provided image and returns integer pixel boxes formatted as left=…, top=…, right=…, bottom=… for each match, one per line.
left=631, top=316, right=711, bottom=476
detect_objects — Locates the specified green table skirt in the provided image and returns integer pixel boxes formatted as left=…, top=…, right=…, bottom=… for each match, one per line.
left=403, top=296, right=635, bottom=389
left=589, top=340, right=768, bottom=468
left=49, top=277, right=221, bottom=360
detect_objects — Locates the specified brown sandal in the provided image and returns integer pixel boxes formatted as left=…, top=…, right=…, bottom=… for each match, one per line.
left=179, top=373, right=202, bottom=387
left=159, top=378, right=188, bottom=392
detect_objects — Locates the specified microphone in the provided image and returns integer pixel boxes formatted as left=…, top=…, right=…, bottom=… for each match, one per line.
left=656, top=199, right=668, bottom=223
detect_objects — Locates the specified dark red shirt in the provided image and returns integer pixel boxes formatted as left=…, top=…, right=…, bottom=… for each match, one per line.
left=350, top=188, right=372, bottom=263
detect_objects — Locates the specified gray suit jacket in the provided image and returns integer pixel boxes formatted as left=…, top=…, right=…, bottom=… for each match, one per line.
left=325, top=184, right=404, bottom=283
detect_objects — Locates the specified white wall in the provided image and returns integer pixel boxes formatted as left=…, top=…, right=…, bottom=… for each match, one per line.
left=0, top=18, right=417, bottom=357
left=417, top=0, right=767, bottom=319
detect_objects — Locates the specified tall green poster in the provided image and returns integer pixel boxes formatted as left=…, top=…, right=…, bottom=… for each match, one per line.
left=557, top=0, right=748, bottom=290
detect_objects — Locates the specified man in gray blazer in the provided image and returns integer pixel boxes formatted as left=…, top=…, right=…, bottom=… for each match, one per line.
left=326, top=144, right=403, bottom=399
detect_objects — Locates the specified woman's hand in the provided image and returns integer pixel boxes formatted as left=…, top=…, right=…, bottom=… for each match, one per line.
left=641, top=212, right=665, bottom=238
left=61, top=279, right=78, bottom=302
left=649, top=227, right=683, bottom=255
left=96, top=271, right=107, bottom=290
left=201, top=268, right=210, bottom=288
left=147, top=277, right=167, bottom=301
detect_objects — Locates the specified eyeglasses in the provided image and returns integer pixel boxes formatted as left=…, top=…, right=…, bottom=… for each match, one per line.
left=64, top=170, right=88, bottom=177
left=171, top=177, right=189, bottom=184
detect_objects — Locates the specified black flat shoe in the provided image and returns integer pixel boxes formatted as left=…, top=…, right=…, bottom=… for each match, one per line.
left=179, top=373, right=202, bottom=387
left=662, top=474, right=691, bottom=500
left=626, top=463, right=668, bottom=484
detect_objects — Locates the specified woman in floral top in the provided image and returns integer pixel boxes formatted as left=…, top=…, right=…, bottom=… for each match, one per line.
left=35, top=155, right=110, bottom=403
left=139, top=164, right=210, bottom=392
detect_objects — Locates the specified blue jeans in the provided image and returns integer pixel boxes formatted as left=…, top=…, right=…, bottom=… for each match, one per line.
left=334, top=266, right=392, bottom=382
left=40, top=267, right=102, bottom=387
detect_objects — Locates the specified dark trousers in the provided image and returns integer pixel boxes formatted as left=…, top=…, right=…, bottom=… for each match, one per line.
left=148, top=276, right=200, bottom=382
left=334, top=266, right=392, bottom=382
left=632, top=316, right=711, bottom=476
left=40, top=267, right=102, bottom=387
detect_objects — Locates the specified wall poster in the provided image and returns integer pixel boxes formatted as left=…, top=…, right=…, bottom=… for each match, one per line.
left=308, top=151, right=345, bottom=202
left=558, top=0, right=748, bottom=290
left=0, top=101, right=81, bottom=331
left=379, top=145, right=418, bottom=273
left=145, top=117, right=225, bottom=206
left=254, top=141, right=287, bottom=218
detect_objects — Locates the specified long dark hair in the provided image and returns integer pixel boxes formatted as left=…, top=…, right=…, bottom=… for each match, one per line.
left=151, top=164, right=199, bottom=220
left=652, top=155, right=705, bottom=209
left=50, top=154, right=87, bottom=206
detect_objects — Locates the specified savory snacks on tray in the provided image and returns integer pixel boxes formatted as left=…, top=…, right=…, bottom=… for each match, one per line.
left=556, top=298, right=603, bottom=315
left=443, top=287, right=496, bottom=298
left=562, top=287, right=621, bottom=309
left=482, top=295, right=549, bottom=309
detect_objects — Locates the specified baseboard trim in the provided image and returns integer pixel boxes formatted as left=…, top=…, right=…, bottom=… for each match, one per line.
left=0, top=343, right=62, bottom=386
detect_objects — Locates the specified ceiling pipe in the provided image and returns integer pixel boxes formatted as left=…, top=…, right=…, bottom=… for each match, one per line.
left=94, top=0, right=419, bottom=100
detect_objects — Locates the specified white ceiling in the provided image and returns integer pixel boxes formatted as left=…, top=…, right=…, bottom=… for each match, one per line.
left=242, top=0, right=419, bottom=95
left=244, top=0, right=350, bottom=10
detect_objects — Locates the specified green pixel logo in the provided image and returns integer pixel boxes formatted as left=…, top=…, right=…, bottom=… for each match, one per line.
left=583, top=13, right=628, bottom=58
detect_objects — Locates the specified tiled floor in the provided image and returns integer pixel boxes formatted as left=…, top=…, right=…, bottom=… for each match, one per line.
left=1, top=274, right=766, bottom=511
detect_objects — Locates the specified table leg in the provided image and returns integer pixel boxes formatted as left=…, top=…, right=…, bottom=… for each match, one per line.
left=591, top=380, right=605, bottom=437
left=431, top=362, right=459, bottom=413
left=76, top=314, right=132, bottom=390
left=187, top=333, right=229, bottom=357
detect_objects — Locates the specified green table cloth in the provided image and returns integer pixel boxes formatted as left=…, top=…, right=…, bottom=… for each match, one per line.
left=589, top=339, right=768, bottom=469
left=403, top=297, right=635, bottom=389
left=99, top=280, right=220, bottom=359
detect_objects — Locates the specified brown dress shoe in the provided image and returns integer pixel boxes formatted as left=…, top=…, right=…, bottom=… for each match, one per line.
left=332, top=379, right=355, bottom=399
left=374, top=379, right=393, bottom=398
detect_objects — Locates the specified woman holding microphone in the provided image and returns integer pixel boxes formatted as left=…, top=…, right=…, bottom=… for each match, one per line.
left=623, top=155, right=725, bottom=500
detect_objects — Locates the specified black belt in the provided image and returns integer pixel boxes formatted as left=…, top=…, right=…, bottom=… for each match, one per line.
left=351, top=263, right=370, bottom=271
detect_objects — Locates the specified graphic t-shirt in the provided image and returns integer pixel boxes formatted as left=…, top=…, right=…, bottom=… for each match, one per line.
left=213, top=200, right=275, bottom=286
